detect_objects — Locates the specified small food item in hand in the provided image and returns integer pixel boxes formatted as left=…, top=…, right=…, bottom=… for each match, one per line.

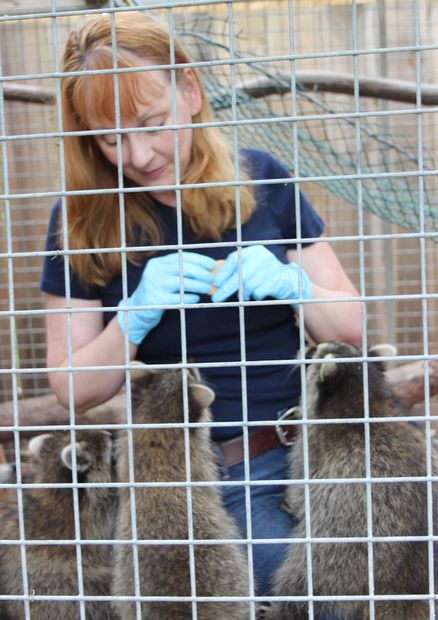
left=209, top=259, right=225, bottom=295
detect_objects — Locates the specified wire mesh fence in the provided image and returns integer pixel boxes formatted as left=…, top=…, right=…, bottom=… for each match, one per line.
left=0, top=0, right=437, bottom=618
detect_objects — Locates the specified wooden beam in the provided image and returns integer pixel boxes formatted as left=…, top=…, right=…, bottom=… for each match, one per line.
left=3, top=83, right=55, bottom=105
left=0, top=358, right=437, bottom=444
left=5, top=71, right=438, bottom=107
left=386, top=359, right=438, bottom=410
left=0, top=0, right=106, bottom=13
left=0, top=392, right=126, bottom=444
left=241, top=71, right=438, bottom=106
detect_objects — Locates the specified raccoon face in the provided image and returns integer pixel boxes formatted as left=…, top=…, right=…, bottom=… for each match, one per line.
left=302, top=341, right=397, bottom=419
left=306, top=341, right=397, bottom=386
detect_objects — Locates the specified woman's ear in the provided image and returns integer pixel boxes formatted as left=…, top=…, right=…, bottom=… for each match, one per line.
left=181, top=68, right=202, bottom=116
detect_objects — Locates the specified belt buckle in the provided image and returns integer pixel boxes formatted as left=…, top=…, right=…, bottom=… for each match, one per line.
left=275, top=406, right=300, bottom=447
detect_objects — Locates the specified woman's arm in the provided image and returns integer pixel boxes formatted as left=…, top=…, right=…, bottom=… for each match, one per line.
left=45, top=294, right=137, bottom=414
left=45, top=252, right=216, bottom=413
left=288, top=240, right=362, bottom=345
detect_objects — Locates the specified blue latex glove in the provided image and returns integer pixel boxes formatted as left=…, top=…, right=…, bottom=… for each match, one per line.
left=211, top=245, right=312, bottom=306
left=118, top=252, right=216, bottom=344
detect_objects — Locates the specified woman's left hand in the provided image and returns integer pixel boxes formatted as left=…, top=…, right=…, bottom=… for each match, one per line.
left=211, top=245, right=312, bottom=305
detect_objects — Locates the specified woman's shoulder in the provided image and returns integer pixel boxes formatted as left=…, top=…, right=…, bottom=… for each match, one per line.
left=45, top=199, right=62, bottom=249
left=240, top=148, right=290, bottom=180
left=48, top=198, right=62, bottom=217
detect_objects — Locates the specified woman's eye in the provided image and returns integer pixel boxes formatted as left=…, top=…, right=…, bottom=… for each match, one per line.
left=144, top=118, right=165, bottom=129
left=104, top=134, right=123, bottom=147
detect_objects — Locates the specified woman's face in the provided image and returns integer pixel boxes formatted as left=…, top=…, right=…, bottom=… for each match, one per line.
left=90, top=67, right=202, bottom=207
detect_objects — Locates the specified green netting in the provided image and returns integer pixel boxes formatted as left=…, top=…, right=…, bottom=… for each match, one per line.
left=175, top=16, right=438, bottom=240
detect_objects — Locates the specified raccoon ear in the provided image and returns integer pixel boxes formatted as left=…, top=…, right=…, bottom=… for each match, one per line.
left=319, top=354, right=339, bottom=382
left=128, top=361, right=158, bottom=378
left=369, top=344, right=397, bottom=358
left=368, top=344, right=397, bottom=370
left=188, top=366, right=202, bottom=383
left=190, top=384, right=215, bottom=409
left=61, top=443, right=91, bottom=473
left=0, top=463, right=14, bottom=483
left=28, top=433, right=53, bottom=458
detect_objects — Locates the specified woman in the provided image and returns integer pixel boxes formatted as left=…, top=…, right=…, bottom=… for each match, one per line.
left=41, top=10, right=362, bottom=604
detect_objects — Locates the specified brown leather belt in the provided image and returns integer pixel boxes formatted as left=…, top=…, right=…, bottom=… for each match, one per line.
left=216, top=408, right=299, bottom=468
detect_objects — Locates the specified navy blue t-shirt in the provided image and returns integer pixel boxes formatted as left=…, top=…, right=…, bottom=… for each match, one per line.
left=41, top=149, right=324, bottom=440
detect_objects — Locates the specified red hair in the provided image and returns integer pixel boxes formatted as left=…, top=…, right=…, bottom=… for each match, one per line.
left=60, top=11, right=254, bottom=287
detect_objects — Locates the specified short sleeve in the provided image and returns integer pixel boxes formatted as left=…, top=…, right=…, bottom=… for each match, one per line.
left=242, top=149, right=325, bottom=248
left=40, top=200, right=99, bottom=300
left=278, top=188, right=325, bottom=247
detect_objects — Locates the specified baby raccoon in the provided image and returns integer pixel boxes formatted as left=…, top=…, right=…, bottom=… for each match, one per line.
left=0, top=430, right=117, bottom=620
left=267, top=341, right=437, bottom=620
left=112, top=366, right=251, bottom=620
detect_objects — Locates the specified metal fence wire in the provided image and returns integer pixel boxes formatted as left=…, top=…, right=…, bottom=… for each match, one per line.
left=0, top=0, right=438, bottom=619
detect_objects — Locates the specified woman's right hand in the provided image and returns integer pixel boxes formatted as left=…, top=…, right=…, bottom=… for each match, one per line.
left=117, top=252, right=216, bottom=344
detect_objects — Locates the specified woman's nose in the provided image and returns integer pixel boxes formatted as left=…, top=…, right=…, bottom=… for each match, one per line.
left=125, top=132, right=154, bottom=169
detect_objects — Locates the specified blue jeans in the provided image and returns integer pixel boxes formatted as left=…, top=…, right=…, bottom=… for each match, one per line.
left=219, top=444, right=293, bottom=597
left=219, top=444, right=344, bottom=620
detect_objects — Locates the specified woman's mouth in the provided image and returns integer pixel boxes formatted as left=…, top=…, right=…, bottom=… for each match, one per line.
left=144, top=165, right=166, bottom=179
